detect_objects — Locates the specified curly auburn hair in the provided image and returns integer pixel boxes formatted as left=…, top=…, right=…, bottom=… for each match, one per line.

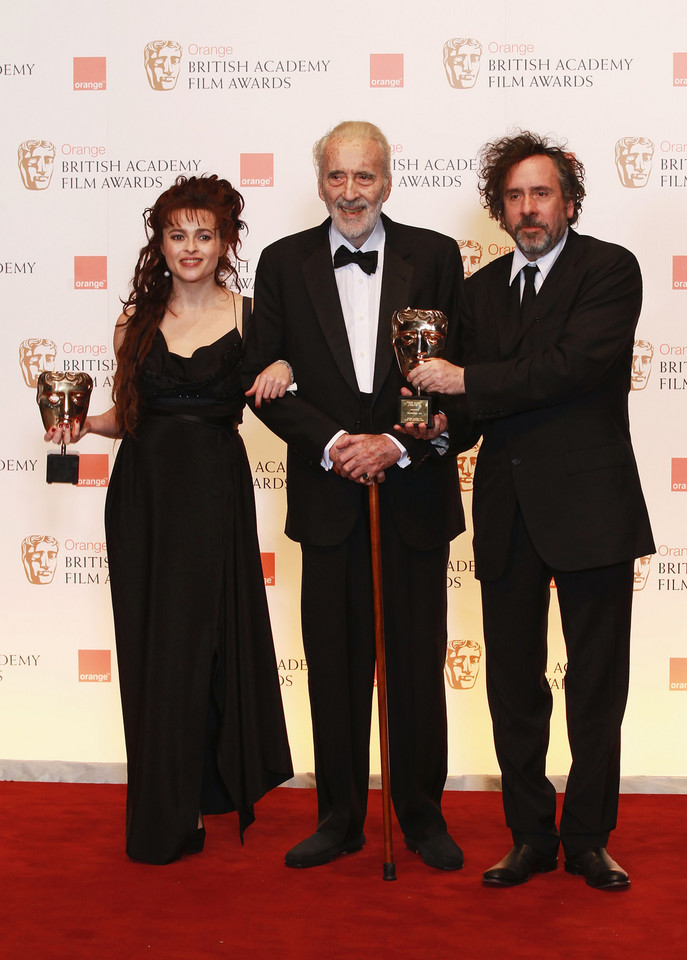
left=478, top=130, right=586, bottom=227
left=112, top=175, right=246, bottom=435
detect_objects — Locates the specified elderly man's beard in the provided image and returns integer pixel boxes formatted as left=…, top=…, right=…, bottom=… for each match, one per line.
left=330, top=195, right=384, bottom=245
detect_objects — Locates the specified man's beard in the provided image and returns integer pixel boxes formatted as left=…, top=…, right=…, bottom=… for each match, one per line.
left=513, top=216, right=563, bottom=257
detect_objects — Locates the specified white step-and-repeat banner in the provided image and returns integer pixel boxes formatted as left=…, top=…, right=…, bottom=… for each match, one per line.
left=2, top=0, right=685, bottom=788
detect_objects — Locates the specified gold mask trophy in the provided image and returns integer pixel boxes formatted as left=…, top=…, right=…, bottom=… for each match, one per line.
left=36, top=371, right=93, bottom=483
left=392, top=308, right=448, bottom=425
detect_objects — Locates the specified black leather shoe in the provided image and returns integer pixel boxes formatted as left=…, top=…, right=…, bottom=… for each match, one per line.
left=404, top=832, right=464, bottom=870
left=482, top=843, right=558, bottom=887
left=564, top=847, right=630, bottom=890
left=285, top=832, right=365, bottom=868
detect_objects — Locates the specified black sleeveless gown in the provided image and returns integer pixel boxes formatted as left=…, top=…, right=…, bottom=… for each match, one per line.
left=105, top=315, right=292, bottom=864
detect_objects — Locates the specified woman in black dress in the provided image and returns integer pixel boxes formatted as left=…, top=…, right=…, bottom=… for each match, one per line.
left=46, top=175, right=293, bottom=863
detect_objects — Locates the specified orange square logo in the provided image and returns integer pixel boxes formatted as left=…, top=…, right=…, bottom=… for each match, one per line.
left=240, top=154, right=274, bottom=188
left=669, top=658, right=687, bottom=689
left=77, top=453, right=109, bottom=488
left=370, top=54, right=404, bottom=88
left=671, top=458, right=687, bottom=490
left=673, top=53, right=687, bottom=87
left=79, top=649, right=111, bottom=682
left=74, top=256, right=107, bottom=290
left=73, top=57, right=107, bottom=91
left=261, top=552, right=275, bottom=586
left=673, top=256, right=687, bottom=289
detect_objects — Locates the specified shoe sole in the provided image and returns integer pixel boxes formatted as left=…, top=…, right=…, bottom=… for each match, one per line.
left=285, top=837, right=365, bottom=869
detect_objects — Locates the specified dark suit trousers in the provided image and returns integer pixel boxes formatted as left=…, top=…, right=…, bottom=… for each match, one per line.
left=300, top=487, right=450, bottom=843
left=480, top=506, right=633, bottom=859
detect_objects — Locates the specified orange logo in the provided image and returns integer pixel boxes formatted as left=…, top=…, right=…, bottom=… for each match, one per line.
left=261, top=552, right=275, bottom=586
left=632, top=340, right=654, bottom=390
left=369, top=53, right=404, bottom=88
left=615, top=138, right=654, bottom=188
left=74, top=256, right=107, bottom=290
left=78, top=650, right=111, bottom=682
left=673, top=53, right=687, bottom=87
left=671, top=458, right=687, bottom=491
left=18, top=140, right=55, bottom=190
left=458, top=240, right=483, bottom=277
left=73, top=57, right=106, bottom=91
left=457, top=439, right=481, bottom=493
left=443, top=38, right=482, bottom=89
left=19, top=338, right=57, bottom=387
left=240, top=154, right=274, bottom=188
left=144, top=40, right=183, bottom=90
left=77, top=454, right=109, bottom=488
left=669, top=658, right=687, bottom=689
left=21, top=535, right=59, bottom=584
left=445, top=638, right=482, bottom=689
left=673, top=256, right=687, bottom=290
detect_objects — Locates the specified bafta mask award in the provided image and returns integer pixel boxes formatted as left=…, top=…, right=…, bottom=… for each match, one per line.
left=392, top=308, right=448, bottom=425
left=37, top=371, right=93, bottom=483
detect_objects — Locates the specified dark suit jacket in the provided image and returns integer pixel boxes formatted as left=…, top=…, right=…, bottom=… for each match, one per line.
left=241, top=213, right=466, bottom=550
left=463, top=229, right=655, bottom=579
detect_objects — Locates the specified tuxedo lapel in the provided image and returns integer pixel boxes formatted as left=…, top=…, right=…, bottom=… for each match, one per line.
left=373, top=217, right=413, bottom=396
left=302, top=220, right=359, bottom=396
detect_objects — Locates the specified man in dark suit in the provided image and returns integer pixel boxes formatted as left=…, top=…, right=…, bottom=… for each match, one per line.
left=405, top=131, right=654, bottom=889
left=241, top=120, right=467, bottom=870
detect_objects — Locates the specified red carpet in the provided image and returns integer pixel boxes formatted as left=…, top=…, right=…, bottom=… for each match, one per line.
left=1, top=783, right=684, bottom=959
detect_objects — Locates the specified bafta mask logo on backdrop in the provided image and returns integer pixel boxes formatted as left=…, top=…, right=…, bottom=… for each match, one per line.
left=144, top=40, right=183, bottom=90
left=19, top=338, right=57, bottom=388
left=443, top=38, right=482, bottom=89
left=631, top=340, right=654, bottom=390
left=445, top=638, right=482, bottom=690
left=21, top=535, right=59, bottom=585
left=615, top=137, right=654, bottom=188
left=458, top=240, right=483, bottom=278
left=18, top=140, right=55, bottom=190
left=633, top=555, right=652, bottom=591
left=457, top=439, right=482, bottom=493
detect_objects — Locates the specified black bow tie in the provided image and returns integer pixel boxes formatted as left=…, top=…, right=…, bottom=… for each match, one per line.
left=333, top=245, right=379, bottom=275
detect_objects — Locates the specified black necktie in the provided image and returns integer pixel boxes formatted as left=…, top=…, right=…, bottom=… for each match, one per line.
left=333, top=245, right=378, bottom=276
left=520, top=264, right=538, bottom=319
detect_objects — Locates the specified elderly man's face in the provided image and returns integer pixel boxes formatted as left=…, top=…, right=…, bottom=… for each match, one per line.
left=19, top=144, right=55, bottom=190
left=318, top=137, right=391, bottom=248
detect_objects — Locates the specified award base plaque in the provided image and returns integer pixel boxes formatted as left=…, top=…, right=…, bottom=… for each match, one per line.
left=398, top=393, right=433, bottom=426
left=46, top=450, right=80, bottom=484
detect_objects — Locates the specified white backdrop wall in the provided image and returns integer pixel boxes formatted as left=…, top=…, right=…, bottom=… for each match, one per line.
left=2, top=0, right=686, bottom=788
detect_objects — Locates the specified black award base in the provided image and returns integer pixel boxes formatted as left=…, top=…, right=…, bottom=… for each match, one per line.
left=46, top=453, right=80, bottom=484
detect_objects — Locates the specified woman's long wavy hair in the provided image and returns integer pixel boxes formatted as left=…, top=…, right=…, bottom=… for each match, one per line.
left=112, top=174, right=245, bottom=435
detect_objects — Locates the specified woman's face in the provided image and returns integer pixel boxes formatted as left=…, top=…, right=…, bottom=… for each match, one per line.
left=159, top=209, right=226, bottom=285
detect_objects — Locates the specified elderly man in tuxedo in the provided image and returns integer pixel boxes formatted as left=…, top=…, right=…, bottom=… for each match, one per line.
left=242, top=120, right=468, bottom=870
left=405, top=131, right=654, bottom=890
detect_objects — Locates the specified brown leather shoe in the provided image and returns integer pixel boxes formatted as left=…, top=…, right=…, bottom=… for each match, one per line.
left=564, top=847, right=630, bottom=890
left=482, top=843, right=558, bottom=887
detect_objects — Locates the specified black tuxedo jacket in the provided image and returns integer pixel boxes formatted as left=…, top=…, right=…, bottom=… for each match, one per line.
left=241, top=213, right=466, bottom=550
left=463, top=230, right=655, bottom=579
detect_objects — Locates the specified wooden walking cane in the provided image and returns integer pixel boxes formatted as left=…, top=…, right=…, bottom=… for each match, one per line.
left=368, top=480, right=397, bottom=881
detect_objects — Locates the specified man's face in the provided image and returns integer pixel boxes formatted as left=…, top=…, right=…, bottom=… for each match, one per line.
left=22, top=539, right=59, bottom=584
left=444, top=42, right=481, bottom=88
left=318, top=137, right=391, bottom=248
left=146, top=44, right=181, bottom=90
left=502, top=155, right=574, bottom=260
left=19, top=144, right=55, bottom=190
left=617, top=143, right=653, bottom=188
left=20, top=340, right=57, bottom=387
left=631, top=342, right=653, bottom=389
left=445, top=644, right=481, bottom=689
